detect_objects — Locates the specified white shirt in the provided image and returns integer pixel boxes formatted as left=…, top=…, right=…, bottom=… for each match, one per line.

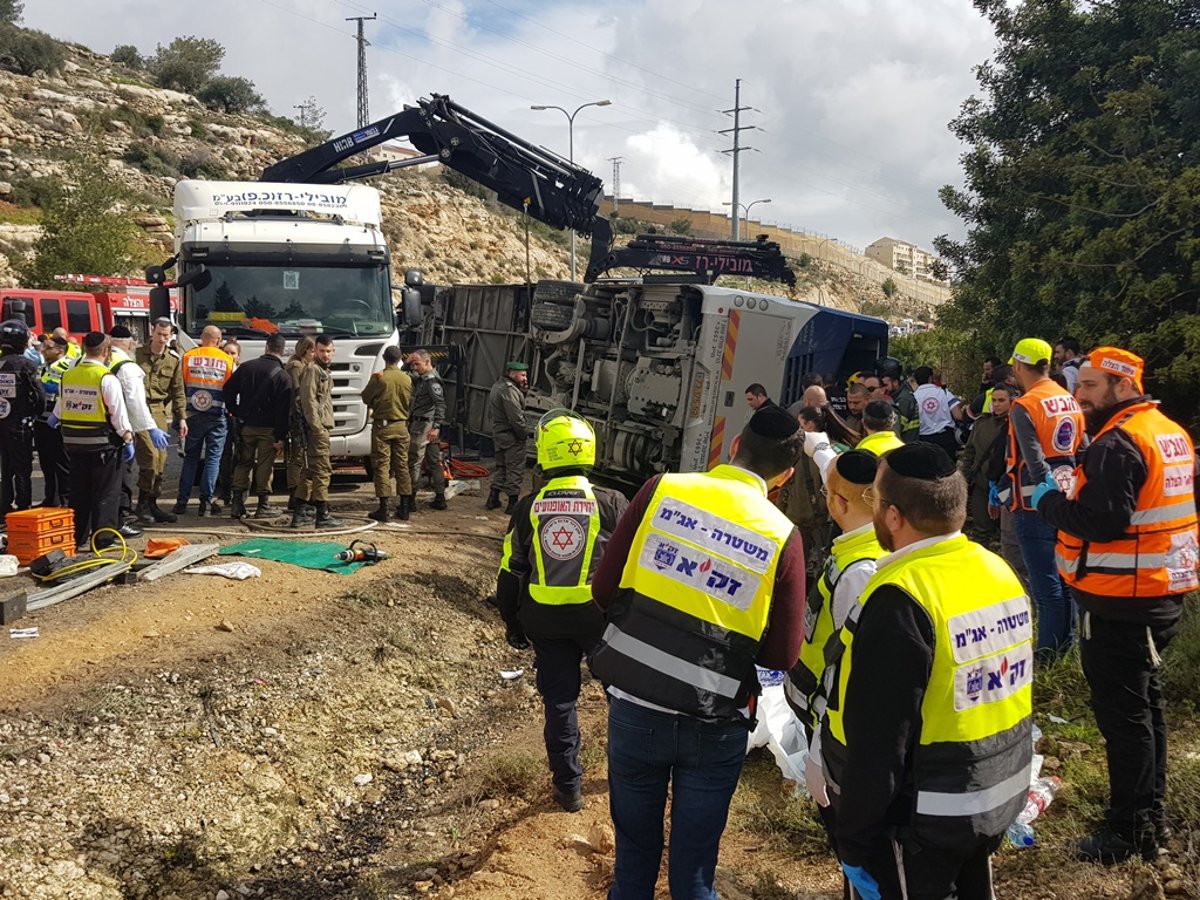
left=53, top=358, right=133, bottom=438
left=113, top=355, right=156, bottom=433
left=914, top=383, right=959, bottom=435
left=828, top=523, right=880, bottom=631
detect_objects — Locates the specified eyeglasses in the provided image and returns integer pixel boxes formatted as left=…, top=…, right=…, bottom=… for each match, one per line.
left=862, top=485, right=883, bottom=506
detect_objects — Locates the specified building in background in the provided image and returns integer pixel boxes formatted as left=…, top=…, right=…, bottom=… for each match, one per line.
left=865, top=237, right=947, bottom=283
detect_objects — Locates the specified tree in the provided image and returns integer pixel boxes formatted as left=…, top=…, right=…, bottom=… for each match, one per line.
left=150, top=36, right=224, bottom=93
left=18, top=150, right=140, bottom=288
left=935, top=0, right=1200, bottom=423
left=928, top=258, right=950, bottom=283
left=111, top=44, right=143, bottom=69
left=881, top=276, right=898, bottom=299
left=0, top=25, right=65, bottom=75
left=0, top=0, right=21, bottom=24
left=294, top=95, right=326, bottom=133
left=669, top=217, right=693, bottom=236
left=198, top=75, right=265, bottom=113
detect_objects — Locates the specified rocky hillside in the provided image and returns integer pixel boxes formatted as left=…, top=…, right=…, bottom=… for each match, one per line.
left=0, top=41, right=571, bottom=290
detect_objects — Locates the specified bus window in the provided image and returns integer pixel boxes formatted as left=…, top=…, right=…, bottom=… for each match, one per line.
left=2, top=296, right=35, bottom=327
left=39, top=297, right=63, bottom=333
left=66, top=299, right=93, bottom=335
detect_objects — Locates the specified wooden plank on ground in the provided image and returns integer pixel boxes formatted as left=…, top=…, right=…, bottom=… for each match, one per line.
left=140, top=544, right=219, bottom=583
left=25, top=561, right=134, bottom=614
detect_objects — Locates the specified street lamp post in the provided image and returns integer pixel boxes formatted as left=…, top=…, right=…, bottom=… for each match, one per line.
left=723, top=197, right=771, bottom=238
left=531, top=99, right=612, bottom=282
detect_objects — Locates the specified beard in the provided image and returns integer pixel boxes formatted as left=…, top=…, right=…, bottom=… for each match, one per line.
left=1082, top=385, right=1121, bottom=433
left=873, top=506, right=895, bottom=552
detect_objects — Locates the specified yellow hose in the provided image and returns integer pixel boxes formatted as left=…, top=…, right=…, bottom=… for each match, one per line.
left=31, top=528, right=138, bottom=583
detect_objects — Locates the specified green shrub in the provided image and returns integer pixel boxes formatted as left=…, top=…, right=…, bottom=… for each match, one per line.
left=177, top=148, right=225, bottom=179
left=0, top=24, right=65, bottom=76
left=123, top=143, right=181, bottom=178
left=111, top=44, right=142, bottom=69
left=149, top=35, right=223, bottom=93
left=197, top=75, right=265, bottom=114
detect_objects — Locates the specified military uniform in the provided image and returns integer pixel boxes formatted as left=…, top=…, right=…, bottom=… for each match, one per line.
left=134, top=344, right=185, bottom=507
left=298, top=360, right=335, bottom=503
left=35, top=355, right=72, bottom=506
left=0, top=349, right=45, bottom=515
left=361, top=364, right=413, bottom=505
left=488, top=373, right=527, bottom=502
left=409, top=369, right=447, bottom=500
left=284, top=358, right=311, bottom=504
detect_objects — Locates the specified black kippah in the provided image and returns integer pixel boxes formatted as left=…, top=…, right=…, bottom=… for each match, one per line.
left=886, top=443, right=957, bottom=479
left=835, top=450, right=878, bottom=485
left=83, top=331, right=107, bottom=349
left=748, top=404, right=800, bottom=439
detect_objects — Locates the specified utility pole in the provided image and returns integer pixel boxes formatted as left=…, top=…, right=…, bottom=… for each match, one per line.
left=293, top=104, right=308, bottom=130
left=346, top=13, right=376, bottom=129
left=720, top=78, right=756, bottom=241
left=608, top=156, right=623, bottom=215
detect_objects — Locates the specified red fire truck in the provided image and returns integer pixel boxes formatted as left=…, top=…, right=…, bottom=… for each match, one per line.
left=0, top=275, right=177, bottom=344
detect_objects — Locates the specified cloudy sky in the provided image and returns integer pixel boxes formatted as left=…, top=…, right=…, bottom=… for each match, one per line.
left=25, top=0, right=998, bottom=252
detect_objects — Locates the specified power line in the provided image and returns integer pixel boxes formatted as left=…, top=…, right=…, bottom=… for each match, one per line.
left=346, top=13, right=376, bottom=128
left=720, top=78, right=756, bottom=241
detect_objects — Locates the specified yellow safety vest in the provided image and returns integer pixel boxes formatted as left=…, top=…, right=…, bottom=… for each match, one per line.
left=526, top=475, right=603, bottom=605
left=59, top=361, right=114, bottom=451
left=38, top=357, right=71, bottom=420
left=822, top=534, right=1033, bottom=847
left=784, top=523, right=884, bottom=732
left=108, top=346, right=135, bottom=375
left=857, top=430, right=904, bottom=457
left=590, top=465, right=796, bottom=719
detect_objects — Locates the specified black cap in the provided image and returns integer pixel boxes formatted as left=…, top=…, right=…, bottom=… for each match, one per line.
left=82, top=331, right=107, bottom=349
left=748, top=404, right=800, bottom=439
left=109, top=325, right=133, bottom=339
left=886, top=443, right=957, bottom=480
left=835, top=450, right=878, bottom=486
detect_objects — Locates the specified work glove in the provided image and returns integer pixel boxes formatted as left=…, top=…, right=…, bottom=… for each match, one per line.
left=47, top=413, right=60, bottom=429
left=149, top=427, right=170, bottom=450
left=804, top=751, right=830, bottom=808
left=803, top=431, right=830, bottom=458
left=121, top=441, right=136, bottom=463
left=987, top=481, right=1000, bottom=508
left=1031, top=473, right=1060, bottom=510
left=840, top=863, right=882, bottom=900
left=505, top=627, right=530, bottom=651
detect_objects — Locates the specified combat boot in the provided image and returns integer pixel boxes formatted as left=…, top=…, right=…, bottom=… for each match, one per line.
left=394, top=495, right=411, bottom=521
left=148, top=495, right=177, bottom=523
left=313, top=502, right=344, bottom=529
left=253, top=494, right=278, bottom=519
left=505, top=494, right=519, bottom=515
left=135, top=494, right=155, bottom=526
left=368, top=498, right=390, bottom=522
left=486, top=488, right=502, bottom=510
left=230, top=491, right=248, bottom=519
left=431, top=491, right=447, bottom=510
left=197, top=499, right=209, bottom=518
left=289, top=503, right=315, bottom=528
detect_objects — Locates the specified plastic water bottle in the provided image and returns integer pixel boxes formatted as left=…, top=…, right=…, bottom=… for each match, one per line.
left=1006, top=776, right=1062, bottom=848
left=1007, top=821, right=1035, bottom=847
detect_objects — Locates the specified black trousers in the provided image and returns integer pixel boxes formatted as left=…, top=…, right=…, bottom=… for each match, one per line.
left=919, top=429, right=959, bottom=460
left=0, top=423, right=34, bottom=513
left=68, top=448, right=122, bottom=547
left=34, top=421, right=69, bottom=506
left=532, top=634, right=598, bottom=792
left=1079, top=608, right=1180, bottom=840
left=864, top=834, right=998, bottom=900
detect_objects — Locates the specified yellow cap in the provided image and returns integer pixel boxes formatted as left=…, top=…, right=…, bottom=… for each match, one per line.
left=1009, top=337, right=1053, bottom=366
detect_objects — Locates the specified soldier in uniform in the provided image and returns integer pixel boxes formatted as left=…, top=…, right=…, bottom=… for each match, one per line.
left=407, top=348, right=448, bottom=511
left=487, top=361, right=528, bottom=514
left=225, top=333, right=291, bottom=519
left=35, top=335, right=72, bottom=507
left=0, top=320, right=44, bottom=519
left=135, top=318, right=187, bottom=524
left=285, top=337, right=315, bottom=514
left=361, top=345, right=413, bottom=522
left=294, top=334, right=342, bottom=529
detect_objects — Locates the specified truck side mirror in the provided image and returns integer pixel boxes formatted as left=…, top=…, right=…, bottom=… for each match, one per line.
left=149, top=286, right=171, bottom=321
left=400, top=286, right=423, bottom=327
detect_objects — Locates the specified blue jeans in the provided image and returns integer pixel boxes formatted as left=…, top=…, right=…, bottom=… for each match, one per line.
left=1014, top=509, right=1075, bottom=658
left=606, top=697, right=748, bottom=900
left=177, top=413, right=227, bottom=505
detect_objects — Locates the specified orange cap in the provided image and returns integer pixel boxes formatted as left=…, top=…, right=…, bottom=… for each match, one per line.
left=1085, top=346, right=1144, bottom=392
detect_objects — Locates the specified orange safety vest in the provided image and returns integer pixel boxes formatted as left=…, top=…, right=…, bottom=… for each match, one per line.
left=181, top=346, right=233, bottom=413
left=1005, top=379, right=1084, bottom=511
left=1056, top=402, right=1199, bottom=598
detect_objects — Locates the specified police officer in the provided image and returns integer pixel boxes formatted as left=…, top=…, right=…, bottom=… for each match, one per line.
left=294, top=334, right=341, bottom=529
left=225, top=333, right=291, bottom=519
left=495, top=411, right=628, bottom=812
left=590, top=405, right=807, bottom=898
left=134, top=318, right=187, bottom=524
left=35, top=335, right=72, bottom=507
left=0, top=320, right=44, bottom=519
left=175, top=325, right=234, bottom=517
left=1035, top=348, right=1197, bottom=863
left=361, top=346, right=413, bottom=522
left=55, top=332, right=134, bottom=549
left=408, top=349, right=448, bottom=511
left=1005, top=337, right=1085, bottom=659
left=487, top=362, right=528, bottom=514
left=820, top=444, right=1032, bottom=900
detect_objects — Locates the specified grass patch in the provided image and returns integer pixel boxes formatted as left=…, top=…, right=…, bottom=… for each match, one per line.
left=477, top=749, right=544, bottom=796
left=1164, top=600, right=1200, bottom=711
left=730, top=752, right=828, bottom=858
left=0, top=201, right=40, bottom=225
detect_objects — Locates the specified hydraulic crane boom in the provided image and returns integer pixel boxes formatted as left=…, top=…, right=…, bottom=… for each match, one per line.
left=261, top=94, right=793, bottom=287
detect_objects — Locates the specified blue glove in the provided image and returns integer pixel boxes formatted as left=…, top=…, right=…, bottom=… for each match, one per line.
left=122, top=441, right=135, bottom=463
left=841, top=863, right=881, bottom=900
left=149, top=427, right=170, bottom=450
left=1031, top=473, right=1060, bottom=510
left=47, top=413, right=60, bottom=429
left=987, top=481, right=1000, bottom=507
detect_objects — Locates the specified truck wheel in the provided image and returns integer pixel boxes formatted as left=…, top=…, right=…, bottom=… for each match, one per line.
left=530, top=301, right=575, bottom=331
left=532, top=280, right=583, bottom=303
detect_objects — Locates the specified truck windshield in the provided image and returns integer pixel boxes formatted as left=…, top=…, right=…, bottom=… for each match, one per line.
left=186, top=263, right=392, bottom=337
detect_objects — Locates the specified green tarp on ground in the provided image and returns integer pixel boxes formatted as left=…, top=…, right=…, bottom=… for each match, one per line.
left=219, top=538, right=367, bottom=575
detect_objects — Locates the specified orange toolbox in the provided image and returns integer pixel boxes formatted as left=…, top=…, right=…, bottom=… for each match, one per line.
left=5, top=507, right=75, bottom=565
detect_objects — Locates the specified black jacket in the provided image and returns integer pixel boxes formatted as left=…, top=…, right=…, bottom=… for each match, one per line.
left=225, top=355, right=291, bottom=441
left=0, top=352, right=45, bottom=428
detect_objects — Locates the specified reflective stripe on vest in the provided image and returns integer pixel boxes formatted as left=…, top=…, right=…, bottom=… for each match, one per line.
left=822, top=535, right=1033, bottom=845
left=59, top=361, right=114, bottom=450
left=1005, top=380, right=1084, bottom=511
left=589, top=465, right=795, bottom=719
left=786, top=525, right=884, bottom=730
left=528, top=475, right=602, bottom=605
left=182, top=346, right=232, bottom=412
left=1056, top=403, right=1199, bottom=597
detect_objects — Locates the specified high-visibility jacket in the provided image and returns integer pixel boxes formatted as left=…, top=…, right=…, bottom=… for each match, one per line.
left=857, top=430, right=904, bottom=457
left=822, top=534, right=1033, bottom=849
left=108, top=346, right=135, bottom=375
left=785, top=523, right=884, bottom=731
left=59, top=361, right=115, bottom=451
left=590, top=464, right=796, bottom=719
left=1006, top=379, right=1084, bottom=511
left=511, top=474, right=604, bottom=606
left=1056, top=402, right=1199, bottom=598
left=181, top=346, right=233, bottom=414
left=38, top=357, right=72, bottom=422
left=65, top=340, right=81, bottom=360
